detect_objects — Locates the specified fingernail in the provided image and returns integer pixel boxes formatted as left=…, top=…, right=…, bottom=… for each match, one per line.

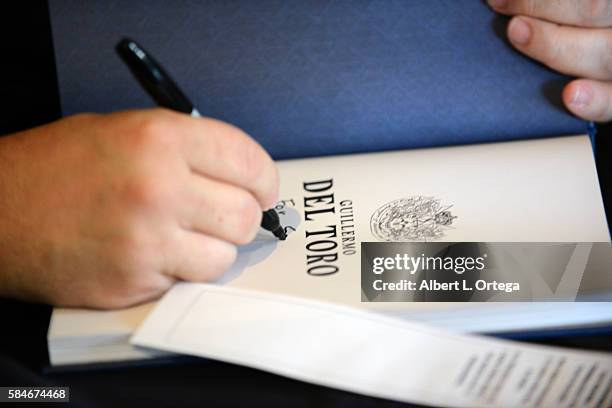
left=570, top=86, right=590, bottom=108
left=488, top=0, right=507, bottom=9
left=508, top=18, right=532, bottom=45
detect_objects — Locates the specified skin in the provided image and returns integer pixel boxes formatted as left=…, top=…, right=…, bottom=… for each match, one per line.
left=0, top=109, right=279, bottom=309
left=488, top=0, right=612, bottom=122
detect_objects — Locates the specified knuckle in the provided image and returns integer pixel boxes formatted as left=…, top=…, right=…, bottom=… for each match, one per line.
left=234, top=192, right=262, bottom=244
left=129, top=111, right=177, bottom=152
left=122, top=175, right=170, bottom=209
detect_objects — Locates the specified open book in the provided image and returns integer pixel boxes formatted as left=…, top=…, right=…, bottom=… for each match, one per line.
left=48, top=135, right=610, bottom=366
left=46, top=1, right=610, bottom=367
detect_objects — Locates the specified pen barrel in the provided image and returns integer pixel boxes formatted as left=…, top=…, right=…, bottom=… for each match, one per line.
left=116, top=38, right=194, bottom=114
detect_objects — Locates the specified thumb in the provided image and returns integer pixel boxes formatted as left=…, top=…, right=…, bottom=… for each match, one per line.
left=563, top=79, right=612, bottom=123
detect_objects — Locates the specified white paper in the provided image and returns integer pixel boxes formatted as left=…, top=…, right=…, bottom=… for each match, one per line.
left=221, top=135, right=609, bottom=311
left=133, top=284, right=612, bottom=408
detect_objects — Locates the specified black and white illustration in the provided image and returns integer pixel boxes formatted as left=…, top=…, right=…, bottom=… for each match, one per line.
left=370, top=196, right=457, bottom=242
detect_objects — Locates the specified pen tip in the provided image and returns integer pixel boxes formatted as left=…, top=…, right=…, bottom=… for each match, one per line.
left=274, top=228, right=287, bottom=241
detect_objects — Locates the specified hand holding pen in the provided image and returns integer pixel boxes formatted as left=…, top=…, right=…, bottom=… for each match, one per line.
left=116, top=38, right=286, bottom=240
left=0, top=37, right=283, bottom=310
left=0, top=105, right=282, bottom=309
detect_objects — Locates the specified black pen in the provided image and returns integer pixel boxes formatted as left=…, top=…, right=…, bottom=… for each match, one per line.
left=116, top=38, right=286, bottom=241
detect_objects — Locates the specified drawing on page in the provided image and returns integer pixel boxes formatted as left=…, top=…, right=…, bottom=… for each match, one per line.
left=215, top=207, right=301, bottom=284
left=370, top=196, right=457, bottom=242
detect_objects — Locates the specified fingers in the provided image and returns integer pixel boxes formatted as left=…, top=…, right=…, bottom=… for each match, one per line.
left=177, top=115, right=279, bottom=210
left=180, top=175, right=263, bottom=245
left=487, top=2, right=612, bottom=122
left=506, top=16, right=612, bottom=80
left=488, top=0, right=612, bottom=27
left=167, top=230, right=237, bottom=282
left=563, top=78, right=612, bottom=121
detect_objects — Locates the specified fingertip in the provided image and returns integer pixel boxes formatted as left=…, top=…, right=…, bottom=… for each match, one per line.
left=563, top=80, right=587, bottom=107
left=563, top=79, right=612, bottom=122
left=507, top=16, right=532, bottom=46
left=563, top=80, right=596, bottom=120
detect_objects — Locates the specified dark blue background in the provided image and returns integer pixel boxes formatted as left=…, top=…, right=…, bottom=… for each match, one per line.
left=49, top=0, right=586, bottom=159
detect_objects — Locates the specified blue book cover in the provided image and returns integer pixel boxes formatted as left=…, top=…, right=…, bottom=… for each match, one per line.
left=48, top=0, right=587, bottom=159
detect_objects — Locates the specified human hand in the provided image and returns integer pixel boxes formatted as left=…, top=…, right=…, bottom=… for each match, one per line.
left=0, top=109, right=279, bottom=309
left=488, top=0, right=612, bottom=122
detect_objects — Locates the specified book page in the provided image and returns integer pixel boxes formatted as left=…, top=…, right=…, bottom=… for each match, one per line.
left=132, top=284, right=612, bottom=408
left=213, top=135, right=609, bottom=310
